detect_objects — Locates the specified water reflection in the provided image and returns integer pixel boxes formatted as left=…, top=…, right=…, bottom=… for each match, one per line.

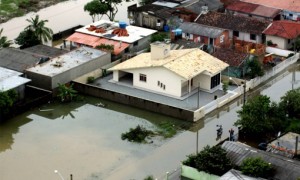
left=0, top=117, right=32, bottom=153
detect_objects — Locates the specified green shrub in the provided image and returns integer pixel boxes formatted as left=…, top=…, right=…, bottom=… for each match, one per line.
left=240, top=157, right=273, bottom=178
left=87, top=76, right=95, bottom=83
left=183, top=145, right=232, bottom=176
left=121, top=125, right=154, bottom=143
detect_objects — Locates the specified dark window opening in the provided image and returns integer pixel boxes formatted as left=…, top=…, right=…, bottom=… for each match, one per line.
left=140, top=74, right=147, bottom=82
left=210, top=73, right=220, bottom=89
left=233, top=31, right=239, bottom=37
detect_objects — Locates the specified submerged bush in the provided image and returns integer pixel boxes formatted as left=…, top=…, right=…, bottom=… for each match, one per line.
left=121, top=125, right=154, bottom=143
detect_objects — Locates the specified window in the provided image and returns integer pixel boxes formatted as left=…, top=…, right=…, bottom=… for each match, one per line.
left=158, top=81, right=160, bottom=86
left=139, top=74, right=147, bottom=82
left=220, top=35, right=225, bottom=43
left=163, top=85, right=165, bottom=90
left=250, top=34, right=256, bottom=40
left=157, top=19, right=161, bottom=23
left=133, top=41, right=138, bottom=46
left=288, top=39, right=291, bottom=44
left=290, top=13, right=293, bottom=17
left=210, top=73, right=220, bottom=89
left=233, top=31, right=239, bottom=37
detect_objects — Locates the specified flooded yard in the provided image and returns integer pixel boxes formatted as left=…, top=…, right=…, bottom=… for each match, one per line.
left=0, top=97, right=186, bottom=180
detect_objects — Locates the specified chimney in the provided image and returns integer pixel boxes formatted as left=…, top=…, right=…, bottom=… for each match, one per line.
left=150, top=41, right=171, bottom=60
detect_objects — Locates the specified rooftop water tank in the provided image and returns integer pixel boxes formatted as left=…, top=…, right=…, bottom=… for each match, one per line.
left=119, top=22, right=127, bottom=29
left=172, top=29, right=182, bottom=36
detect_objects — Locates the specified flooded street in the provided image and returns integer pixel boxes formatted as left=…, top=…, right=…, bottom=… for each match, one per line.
left=1, top=64, right=299, bottom=180
left=0, top=0, right=137, bottom=44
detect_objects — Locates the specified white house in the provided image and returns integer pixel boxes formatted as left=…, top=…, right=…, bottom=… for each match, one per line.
left=109, top=42, right=228, bottom=98
left=263, top=20, right=300, bottom=50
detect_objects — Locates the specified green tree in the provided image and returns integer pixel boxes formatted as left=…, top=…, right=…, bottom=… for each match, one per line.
left=84, top=0, right=108, bottom=22
left=150, top=32, right=168, bottom=43
left=0, top=28, right=12, bottom=48
left=85, top=0, right=131, bottom=21
left=15, top=29, right=40, bottom=49
left=240, top=157, right=273, bottom=178
left=57, top=83, right=77, bottom=103
left=234, top=95, right=284, bottom=136
left=279, top=88, right=300, bottom=118
left=0, top=90, right=18, bottom=118
left=246, top=57, right=264, bottom=78
left=25, top=15, right=53, bottom=43
left=183, top=145, right=232, bottom=176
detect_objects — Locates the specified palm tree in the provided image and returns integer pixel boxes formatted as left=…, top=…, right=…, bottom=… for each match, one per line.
left=25, top=15, right=53, bottom=43
left=0, top=28, right=12, bottom=49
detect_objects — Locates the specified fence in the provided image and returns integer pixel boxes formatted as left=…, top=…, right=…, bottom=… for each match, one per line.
left=194, top=53, right=299, bottom=121
left=249, top=53, right=299, bottom=89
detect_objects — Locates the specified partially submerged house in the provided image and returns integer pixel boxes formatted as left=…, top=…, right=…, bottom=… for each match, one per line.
left=109, top=42, right=228, bottom=98
left=225, top=1, right=281, bottom=21
left=0, top=67, right=31, bottom=100
left=179, top=22, right=230, bottom=48
left=241, top=0, right=300, bottom=21
left=195, top=11, right=271, bottom=44
left=25, top=47, right=110, bottom=90
left=263, top=20, right=300, bottom=50
left=212, top=48, right=248, bottom=78
left=66, top=20, right=157, bottom=59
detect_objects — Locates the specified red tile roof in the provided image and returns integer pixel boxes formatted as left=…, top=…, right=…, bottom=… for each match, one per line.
left=227, top=1, right=280, bottom=18
left=66, top=32, right=129, bottom=55
left=195, top=11, right=271, bottom=34
left=263, top=20, right=300, bottom=39
left=241, top=0, right=300, bottom=12
left=212, top=48, right=248, bottom=67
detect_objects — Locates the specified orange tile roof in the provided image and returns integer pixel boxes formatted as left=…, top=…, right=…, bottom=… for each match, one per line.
left=66, top=32, right=129, bottom=55
left=241, top=0, right=300, bottom=12
left=263, top=20, right=300, bottom=39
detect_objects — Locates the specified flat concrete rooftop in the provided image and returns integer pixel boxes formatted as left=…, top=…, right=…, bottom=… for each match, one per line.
left=76, top=20, right=157, bottom=44
left=26, top=47, right=107, bottom=77
left=0, top=67, right=31, bottom=91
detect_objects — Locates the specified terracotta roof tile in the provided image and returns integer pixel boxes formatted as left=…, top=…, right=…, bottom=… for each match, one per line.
left=195, top=11, right=271, bottom=34
left=263, top=20, right=300, bottom=39
left=227, top=1, right=280, bottom=18
left=212, top=48, right=248, bottom=67
left=241, top=0, right=300, bottom=12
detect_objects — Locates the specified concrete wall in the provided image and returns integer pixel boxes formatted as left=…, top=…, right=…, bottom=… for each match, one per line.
left=51, top=53, right=111, bottom=89
left=26, top=53, right=111, bottom=90
left=26, top=72, right=52, bottom=90
left=129, top=67, right=184, bottom=97
left=229, top=30, right=262, bottom=43
left=72, top=82, right=195, bottom=121
left=266, top=46, right=295, bottom=57
left=266, top=35, right=289, bottom=50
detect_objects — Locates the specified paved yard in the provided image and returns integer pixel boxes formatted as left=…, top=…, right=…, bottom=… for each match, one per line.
left=93, top=74, right=237, bottom=111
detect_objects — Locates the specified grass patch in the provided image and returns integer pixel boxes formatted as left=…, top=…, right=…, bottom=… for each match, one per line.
left=156, top=121, right=178, bottom=138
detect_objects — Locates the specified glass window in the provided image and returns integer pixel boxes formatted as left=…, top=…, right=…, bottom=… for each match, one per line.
left=233, top=31, right=239, bottom=37
left=139, top=74, right=147, bottom=82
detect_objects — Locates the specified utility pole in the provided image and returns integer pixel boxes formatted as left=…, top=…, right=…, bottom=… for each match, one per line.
left=243, top=80, right=246, bottom=104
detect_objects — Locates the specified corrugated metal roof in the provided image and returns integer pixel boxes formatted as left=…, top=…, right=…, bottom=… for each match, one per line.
left=109, top=48, right=228, bottom=79
left=222, top=141, right=300, bottom=180
left=179, top=22, right=225, bottom=38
